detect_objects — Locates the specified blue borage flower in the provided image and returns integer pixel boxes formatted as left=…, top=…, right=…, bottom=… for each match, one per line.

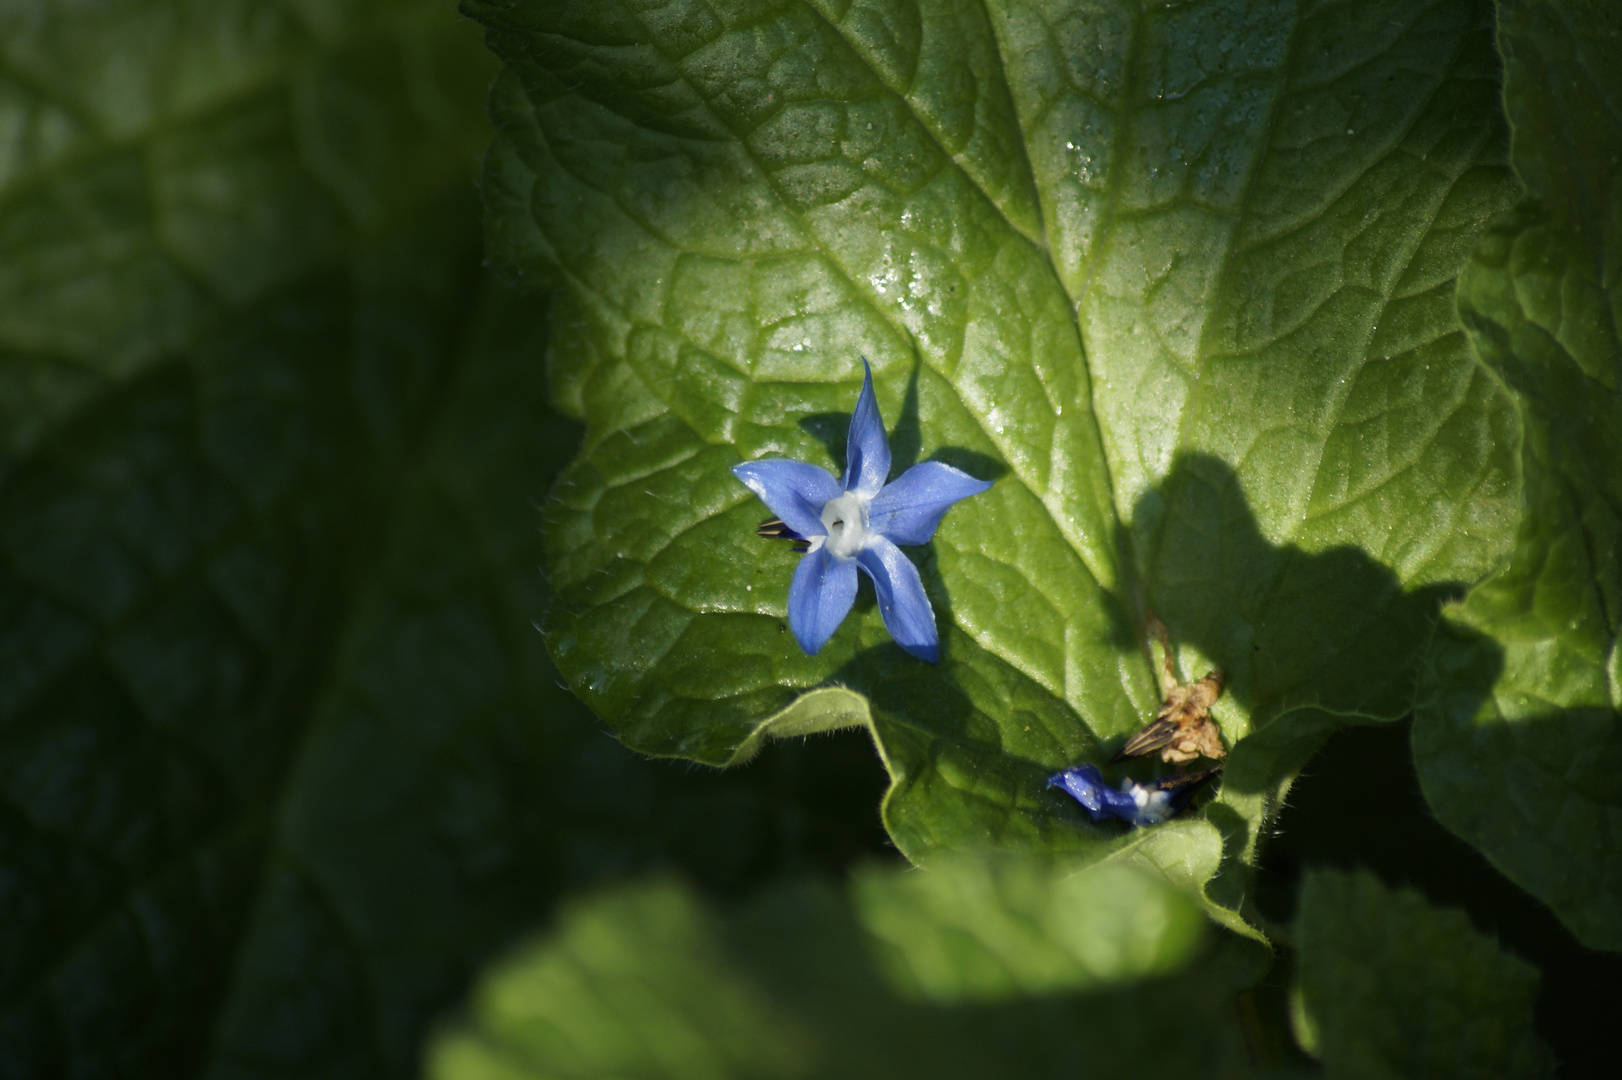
left=732, top=359, right=992, bottom=662
left=1047, top=764, right=1221, bottom=827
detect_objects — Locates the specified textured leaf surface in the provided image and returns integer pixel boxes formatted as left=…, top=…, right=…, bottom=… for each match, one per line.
left=0, top=3, right=893, bottom=1075
left=475, top=0, right=1521, bottom=919
left=851, top=855, right=1204, bottom=1001
left=1295, top=869, right=1551, bottom=1078
left=1413, top=0, right=1622, bottom=951
left=426, top=859, right=1258, bottom=1080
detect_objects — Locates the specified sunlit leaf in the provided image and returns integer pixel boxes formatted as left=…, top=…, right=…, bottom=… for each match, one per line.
left=473, top=0, right=1521, bottom=927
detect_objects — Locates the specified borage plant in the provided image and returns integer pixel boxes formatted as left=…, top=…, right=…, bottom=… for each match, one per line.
left=1, top=0, right=1616, bottom=1076
left=452, top=0, right=1618, bottom=1071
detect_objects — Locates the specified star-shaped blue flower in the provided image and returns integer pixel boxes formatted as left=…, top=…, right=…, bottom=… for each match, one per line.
left=732, top=360, right=992, bottom=662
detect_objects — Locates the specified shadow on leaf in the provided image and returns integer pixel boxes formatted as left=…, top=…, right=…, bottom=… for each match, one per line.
left=1120, top=451, right=1476, bottom=916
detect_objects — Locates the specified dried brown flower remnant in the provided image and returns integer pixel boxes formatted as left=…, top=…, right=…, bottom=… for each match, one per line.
left=1113, top=613, right=1227, bottom=765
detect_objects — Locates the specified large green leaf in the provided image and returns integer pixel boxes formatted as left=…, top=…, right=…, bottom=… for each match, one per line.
left=1412, top=0, right=1622, bottom=951
left=474, top=0, right=1521, bottom=922
left=0, top=3, right=891, bottom=1074
left=1294, top=868, right=1551, bottom=1078
left=426, top=857, right=1267, bottom=1080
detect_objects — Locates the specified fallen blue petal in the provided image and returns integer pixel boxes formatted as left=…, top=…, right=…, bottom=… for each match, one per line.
left=1048, top=765, right=1141, bottom=823
left=1047, top=764, right=1210, bottom=827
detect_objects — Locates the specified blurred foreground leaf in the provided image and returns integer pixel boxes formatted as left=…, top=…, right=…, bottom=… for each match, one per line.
left=852, top=855, right=1203, bottom=1002
left=427, top=857, right=1261, bottom=1080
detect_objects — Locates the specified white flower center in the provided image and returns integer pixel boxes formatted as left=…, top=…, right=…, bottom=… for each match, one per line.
left=820, top=492, right=869, bottom=560
left=1124, top=780, right=1174, bottom=825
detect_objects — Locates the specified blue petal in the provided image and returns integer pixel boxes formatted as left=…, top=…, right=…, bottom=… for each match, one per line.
left=1048, top=765, right=1151, bottom=825
left=842, top=358, right=891, bottom=498
left=732, top=459, right=841, bottom=539
left=1047, top=765, right=1108, bottom=817
left=787, top=545, right=858, bottom=655
left=868, top=460, right=993, bottom=545
left=855, top=535, right=938, bottom=662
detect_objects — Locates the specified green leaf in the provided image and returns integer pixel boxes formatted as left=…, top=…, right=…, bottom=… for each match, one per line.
left=1295, top=868, right=1552, bottom=1078
left=1412, top=0, right=1622, bottom=951
left=476, top=0, right=1521, bottom=922
left=425, top=858, right=1262, bottom=1080
left=851, top=855, right=1205, bottom=1002
left=0, top=3, right=891, bottom=1073
left=0, top=3, right=526, bottom=1068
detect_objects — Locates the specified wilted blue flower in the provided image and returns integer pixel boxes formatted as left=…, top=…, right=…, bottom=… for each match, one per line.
left=732, top=360, right=992, bottom=662
left=1047, top=763, right=1218, bottom=827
